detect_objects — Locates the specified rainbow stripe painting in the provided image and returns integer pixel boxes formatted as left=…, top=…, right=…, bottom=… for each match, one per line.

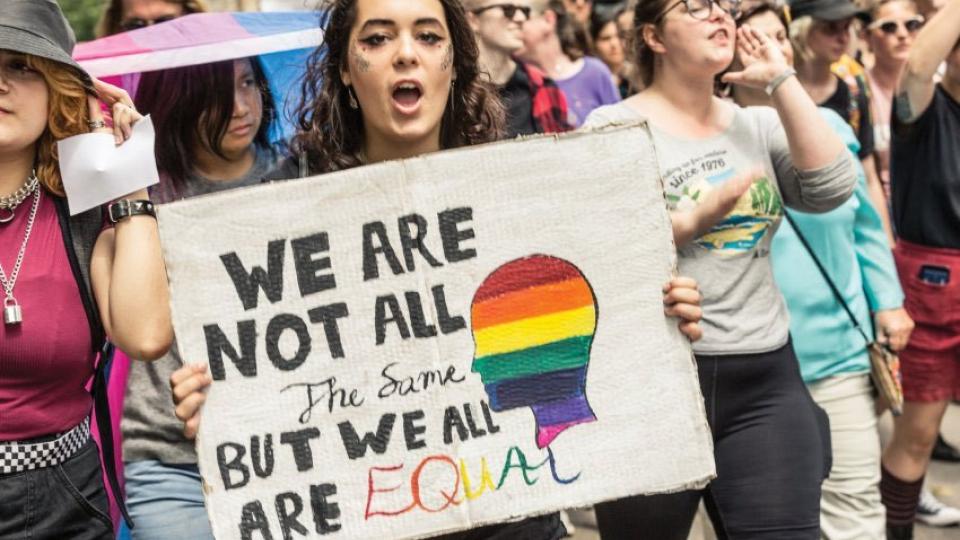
left=470, top=255, right=598, bottom=449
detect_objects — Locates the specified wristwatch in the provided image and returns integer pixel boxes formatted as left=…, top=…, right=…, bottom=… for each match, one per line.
left=108, top=199, right=156, bottom=223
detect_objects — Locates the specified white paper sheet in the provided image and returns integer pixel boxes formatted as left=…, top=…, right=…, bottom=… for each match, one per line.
left=58, top=115, right=160, bottom=215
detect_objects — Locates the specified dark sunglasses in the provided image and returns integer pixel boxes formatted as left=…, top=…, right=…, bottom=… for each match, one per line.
left=119, top=15, right=178, bottom=32
left=657, top=0, right=741, bottom=23
left=472, top=3, right=533, bottom=21
left=868, top=15, right=925, bottom=35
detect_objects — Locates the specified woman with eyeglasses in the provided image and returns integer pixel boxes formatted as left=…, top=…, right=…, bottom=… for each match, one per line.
left=583, top=0, right=857, bottom=536
left=864, top=0, right=923, bottom=204
left=96, top=0, right=207, bottom=37
left=790, top=0, right=896, bottom=245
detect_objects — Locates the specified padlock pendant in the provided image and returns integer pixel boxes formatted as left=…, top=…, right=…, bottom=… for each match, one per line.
left=4, top=298, right=22, bottom=325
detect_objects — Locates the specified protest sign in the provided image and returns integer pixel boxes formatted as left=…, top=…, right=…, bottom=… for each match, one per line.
left=157, top=124, right=715, bottom=540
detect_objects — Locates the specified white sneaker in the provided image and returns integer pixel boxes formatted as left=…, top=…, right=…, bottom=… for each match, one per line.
left=915, top=489, right=960, bottom=527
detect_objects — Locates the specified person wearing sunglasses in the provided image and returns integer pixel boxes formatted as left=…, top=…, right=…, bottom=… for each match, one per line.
left=791, top=0, right=896, bottom=247
left=879, top=0, right=960, bottom=537
left=464, top=0, right=573, bottom=136
left=582, top=0, right=856, bottom=536
left=96, top=0, right=207, bottom=38
left=864, top=0, right=923, bottom=205
left=518, top=0, right=621, bottom=126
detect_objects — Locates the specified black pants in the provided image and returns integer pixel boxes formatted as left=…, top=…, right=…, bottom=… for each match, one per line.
left=431, top=513, right=566, bottom=540
left=0, top=440, right=113, bottom=540
left=596, top=341, right=832, bottom=539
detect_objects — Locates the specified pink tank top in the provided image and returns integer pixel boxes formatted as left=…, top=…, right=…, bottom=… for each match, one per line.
left=0, top=191, right=94, bottom=441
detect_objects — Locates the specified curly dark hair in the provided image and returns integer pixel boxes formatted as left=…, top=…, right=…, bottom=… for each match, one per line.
left=293, top=0, right=505, bottom=173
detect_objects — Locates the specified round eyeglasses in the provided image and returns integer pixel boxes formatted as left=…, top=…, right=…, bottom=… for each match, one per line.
left=656, top=0, right=741, bottom=22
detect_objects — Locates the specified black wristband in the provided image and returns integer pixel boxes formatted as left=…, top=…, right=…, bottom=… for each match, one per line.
left=108, top=199, right=155, bottom=223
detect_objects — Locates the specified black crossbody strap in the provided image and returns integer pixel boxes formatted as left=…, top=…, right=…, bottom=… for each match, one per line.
left=92, top=342, right=135, bottom=529
left=783, top=212, right=872, bottom=346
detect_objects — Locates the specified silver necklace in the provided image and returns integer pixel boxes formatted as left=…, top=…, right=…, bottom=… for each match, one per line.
left=1, top=187, right=41, bottom=325
left=0, top=171, right=39, bottom=224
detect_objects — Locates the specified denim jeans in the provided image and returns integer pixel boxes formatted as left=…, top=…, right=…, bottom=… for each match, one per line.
left=0, top=440, right=113, bottom=540
left=124, top=460, right=214, bottom=540
left=124, top=460, right=562, bottom=540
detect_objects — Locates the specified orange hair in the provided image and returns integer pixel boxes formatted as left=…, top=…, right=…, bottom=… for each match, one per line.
left=25, top=55, right=92, bottom=196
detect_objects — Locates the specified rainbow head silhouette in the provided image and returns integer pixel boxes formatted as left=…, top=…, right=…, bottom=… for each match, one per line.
left=470, top=254, right=598, bottom=449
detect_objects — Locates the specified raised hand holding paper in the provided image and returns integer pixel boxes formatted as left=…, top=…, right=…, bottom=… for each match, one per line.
left=57, top=115, right=159, bottom=215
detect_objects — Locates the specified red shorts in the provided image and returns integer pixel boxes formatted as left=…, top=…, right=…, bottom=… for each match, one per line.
left=895, top=240, right=960, bottom=402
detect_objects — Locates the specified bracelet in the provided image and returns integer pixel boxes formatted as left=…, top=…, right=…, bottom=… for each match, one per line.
left=108, top=199, right=155, bottom=223
left=765, top=67, right=797, bottom=96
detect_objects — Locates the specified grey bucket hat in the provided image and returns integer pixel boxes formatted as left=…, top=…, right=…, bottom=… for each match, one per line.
left=0, top=0, right=94, bottom=89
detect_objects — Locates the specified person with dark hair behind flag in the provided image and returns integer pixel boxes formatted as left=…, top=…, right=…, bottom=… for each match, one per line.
left=121, top=56, right=281, bottom=540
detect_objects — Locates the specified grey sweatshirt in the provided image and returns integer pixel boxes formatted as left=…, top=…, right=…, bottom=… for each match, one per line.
left=122, top=147, right=276, bottom=464
left=584, top=103, right=856, bottom=355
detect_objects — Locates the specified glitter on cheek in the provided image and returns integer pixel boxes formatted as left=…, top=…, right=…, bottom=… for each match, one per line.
left=441, top=43, right=454, bottom=71
left=352, top=45, right=372, bottom=73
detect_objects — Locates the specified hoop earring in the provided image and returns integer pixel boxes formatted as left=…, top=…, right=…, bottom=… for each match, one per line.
left=347, top=86, right=359, bottom=109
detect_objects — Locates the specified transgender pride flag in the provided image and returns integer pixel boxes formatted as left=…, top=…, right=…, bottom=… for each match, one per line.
left=73, top=11, right=328, bottom=144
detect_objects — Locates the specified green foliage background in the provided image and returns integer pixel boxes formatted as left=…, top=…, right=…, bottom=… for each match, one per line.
left=61, top=0, right=107, bottom=42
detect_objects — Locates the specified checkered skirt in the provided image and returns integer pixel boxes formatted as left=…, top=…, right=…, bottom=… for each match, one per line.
left=0, top=417, right=91, bottom=475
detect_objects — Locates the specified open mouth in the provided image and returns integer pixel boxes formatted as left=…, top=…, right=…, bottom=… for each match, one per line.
left=709, top=29, right=729, bottom=42
left=392, top=81, right=423, bottom=113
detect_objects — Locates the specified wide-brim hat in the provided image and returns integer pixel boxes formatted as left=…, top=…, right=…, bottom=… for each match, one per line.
left=790, top=0, right=868, bottom=22
left=0, top=0, right=94, bottom=90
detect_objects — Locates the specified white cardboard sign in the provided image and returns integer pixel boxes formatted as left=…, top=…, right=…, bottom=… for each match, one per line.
left=158, top=125, right=715, bottom=540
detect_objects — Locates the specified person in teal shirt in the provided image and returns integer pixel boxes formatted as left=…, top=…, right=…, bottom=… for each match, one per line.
left=729, top=3, right=914, bottom=538
left=775, top=111, right=906, bottom=384
left=773, top=108, right=910, bottom=540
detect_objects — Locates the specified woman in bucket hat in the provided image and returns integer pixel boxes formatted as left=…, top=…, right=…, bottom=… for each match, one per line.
left=0, top=1, right=172, bottom=538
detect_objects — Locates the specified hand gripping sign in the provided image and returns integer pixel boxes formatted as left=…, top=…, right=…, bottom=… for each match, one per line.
left=157, top=124, right=715, bottom=540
